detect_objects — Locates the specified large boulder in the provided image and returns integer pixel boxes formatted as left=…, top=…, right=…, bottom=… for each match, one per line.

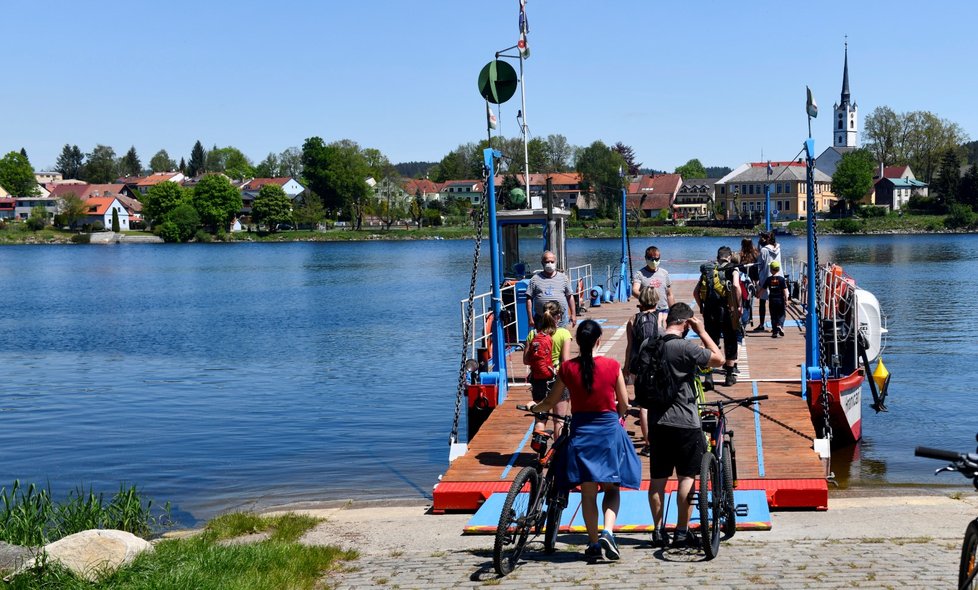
left=35, top=529, right=152, bottom=581
left=0, top=541, right=32, bottom=572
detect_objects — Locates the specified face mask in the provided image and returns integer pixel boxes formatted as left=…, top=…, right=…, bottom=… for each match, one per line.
left=543, top=262, right=556, bottom=273
left=646, top=258, right=660, bottom=269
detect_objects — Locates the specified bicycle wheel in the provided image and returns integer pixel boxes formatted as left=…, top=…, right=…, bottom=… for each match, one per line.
left=721, top=440, right=736, bottom=539
left=960, top=519, right=978, bottom=590
left=698, top=451, right=721, bottom=559
left=493, top=466, right=541, bottom=576
left=543, top=486, right=565, bottom=554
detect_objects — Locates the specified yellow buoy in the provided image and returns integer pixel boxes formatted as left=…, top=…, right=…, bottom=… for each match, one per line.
left=872, top=358, right=890, bottom=393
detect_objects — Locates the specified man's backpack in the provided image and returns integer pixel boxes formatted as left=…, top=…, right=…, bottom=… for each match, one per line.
left=698, top=262, right=728, bottom=308
left=526, top=330, right=556, bottom=380
left=632, top=333, right=681, bottom=411
left=627, top=312, right=659, bottom=375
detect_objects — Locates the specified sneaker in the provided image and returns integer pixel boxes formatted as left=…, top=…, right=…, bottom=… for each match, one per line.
left=724, top=370, right=737, bottom=387
left=771, top=330, right=778, bottom=338
left=751, top=325, right=766, bottom=333
left=638, top=444, right=650, bottom=457
left=670, top=529, right=700, bottom=549
left=732, top=363, right=740, bottom=374
left=651, top=528, right=670, bottom=548
left=584, top=542, right=603, bottom=560
left=778, top=327, right=785, bottom=337
left=599, top=530, right=620, bottom=560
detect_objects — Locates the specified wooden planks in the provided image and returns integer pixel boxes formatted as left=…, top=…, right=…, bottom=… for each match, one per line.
left=433, top=280, right=828, bottom=512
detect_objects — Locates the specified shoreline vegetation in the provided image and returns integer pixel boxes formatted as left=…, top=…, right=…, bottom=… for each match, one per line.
left=0, top=214, right=966, bottom=244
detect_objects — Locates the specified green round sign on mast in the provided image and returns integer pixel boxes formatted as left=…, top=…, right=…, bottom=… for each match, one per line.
left=478, top=60, right=518, bottom=104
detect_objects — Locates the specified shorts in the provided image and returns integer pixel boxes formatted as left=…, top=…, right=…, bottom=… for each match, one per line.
left=649, top=425, right=704, bottom=478
left=531, top=377, right=566, bottom=402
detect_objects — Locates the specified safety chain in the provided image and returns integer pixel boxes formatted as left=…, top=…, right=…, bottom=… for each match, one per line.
left=810, top=187, right=835, bottom=483
left=450, top=162, right=492, bottom=448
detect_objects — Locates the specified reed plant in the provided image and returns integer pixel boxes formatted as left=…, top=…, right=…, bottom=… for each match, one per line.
left=0, top=480, right=170, bottom=546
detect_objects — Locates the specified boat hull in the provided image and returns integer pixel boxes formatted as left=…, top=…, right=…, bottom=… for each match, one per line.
left=806, top=370, right=863, bottom=447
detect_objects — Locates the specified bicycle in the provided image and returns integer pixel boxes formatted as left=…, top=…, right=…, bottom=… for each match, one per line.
left=696, top=394, right=768, bottom=559
left=492, top=405, right=571, bottom=576
left=914, top=434, right=978, bottom=590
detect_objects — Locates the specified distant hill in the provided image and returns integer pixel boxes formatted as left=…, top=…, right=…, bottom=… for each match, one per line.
left=705, top=166, right=732, bottom=178
left=395, top=161, right=437, bottom=178
left=638, top=168, right=668, bottom=175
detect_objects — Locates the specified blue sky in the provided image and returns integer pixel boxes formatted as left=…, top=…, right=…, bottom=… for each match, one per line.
left=3, top=0, right=976, bottom=173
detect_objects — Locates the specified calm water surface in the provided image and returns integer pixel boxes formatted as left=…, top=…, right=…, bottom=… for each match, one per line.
left=0, top=235, right=974, bottom=523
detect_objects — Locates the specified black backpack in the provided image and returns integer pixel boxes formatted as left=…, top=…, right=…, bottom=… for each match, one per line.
left=627, top=312, right=659, bottom=375
left=632, top=333, right=682, bottom=411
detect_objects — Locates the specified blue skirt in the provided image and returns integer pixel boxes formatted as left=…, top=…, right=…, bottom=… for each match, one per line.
left=558, top=412, right=642, bottom=490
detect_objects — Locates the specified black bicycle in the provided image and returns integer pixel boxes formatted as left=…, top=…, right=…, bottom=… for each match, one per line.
left=696, top=394, right=767, bottom=559
left=492, top=406, right=571, bottom=576
left=915, top=434, right=978, bottom=590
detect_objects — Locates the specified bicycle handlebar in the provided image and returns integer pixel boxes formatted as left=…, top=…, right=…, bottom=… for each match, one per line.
left=915, top=447, right=962, bottom=462
left=516, top=404, right=571, bottom=423
left=700, top=395, right=768, bottom=409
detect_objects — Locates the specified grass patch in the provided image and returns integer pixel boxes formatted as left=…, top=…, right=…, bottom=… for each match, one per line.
left=4, top=512, right=356, bottom=590
left=0, top=480, right=169, bottom=546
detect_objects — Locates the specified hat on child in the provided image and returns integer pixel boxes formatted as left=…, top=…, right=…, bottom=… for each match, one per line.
left=770, top=260, right=781, bottom=271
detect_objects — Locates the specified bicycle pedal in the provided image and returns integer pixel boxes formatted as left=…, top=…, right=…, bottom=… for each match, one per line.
left=735, top=504, right=749, bottom=517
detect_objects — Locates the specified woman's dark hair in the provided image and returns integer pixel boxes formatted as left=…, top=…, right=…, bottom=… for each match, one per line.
left=740, top=238, right=758, bottom=264
left=575, top=319, right=602, bottom=394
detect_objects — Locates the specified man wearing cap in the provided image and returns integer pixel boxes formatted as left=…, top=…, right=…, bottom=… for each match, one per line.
left=632, top=245, right=674, bottom=328
left=762, top=260, right=788, bottom=338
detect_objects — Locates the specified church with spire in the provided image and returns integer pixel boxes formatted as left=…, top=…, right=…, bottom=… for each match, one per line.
left=816, top=41, right=859, bottom=176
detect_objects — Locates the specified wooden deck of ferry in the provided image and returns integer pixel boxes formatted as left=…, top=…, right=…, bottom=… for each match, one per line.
left=434, top=276, right=828, bottom=513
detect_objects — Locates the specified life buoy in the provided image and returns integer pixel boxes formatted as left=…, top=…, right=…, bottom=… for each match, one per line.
left=484, top=311, right=494, bottom=360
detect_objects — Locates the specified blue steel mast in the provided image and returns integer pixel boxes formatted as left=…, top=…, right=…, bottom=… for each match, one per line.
left=616, top=167, right=630, bottom=302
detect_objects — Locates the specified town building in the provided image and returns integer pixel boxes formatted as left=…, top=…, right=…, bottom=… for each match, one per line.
left=674, top=178, right=718, bottom=219
left=816, top=42, right=859, bottom=177
left=624, top=174, right=682, bottom=218
left=716, top=161, right=835, bottom=221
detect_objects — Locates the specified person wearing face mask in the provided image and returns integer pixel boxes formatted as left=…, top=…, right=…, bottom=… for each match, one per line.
left=631, top=246, right=674, bottom=328
left=526, top=250, right=576, bottom=329
left=646, top=302, right=723, bottom=549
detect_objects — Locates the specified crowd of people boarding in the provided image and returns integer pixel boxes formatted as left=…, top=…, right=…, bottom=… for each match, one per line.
left=521, top=233, right=785, bottom=560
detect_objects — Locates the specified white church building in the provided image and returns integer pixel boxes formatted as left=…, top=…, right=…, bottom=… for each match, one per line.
left=815, top=42, right=858, bottom=177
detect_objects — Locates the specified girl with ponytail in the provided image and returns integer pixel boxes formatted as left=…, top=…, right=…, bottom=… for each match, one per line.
left=531, top=319, right=642, bottom=561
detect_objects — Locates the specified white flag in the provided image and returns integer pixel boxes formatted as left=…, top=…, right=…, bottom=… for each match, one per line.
left=487, top=103, right=497, bottom=130
left=806, top=86, right=818, bottom=118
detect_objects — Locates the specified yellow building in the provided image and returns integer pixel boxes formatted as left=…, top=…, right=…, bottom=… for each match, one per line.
left=715, top=161, right=836, bottom=221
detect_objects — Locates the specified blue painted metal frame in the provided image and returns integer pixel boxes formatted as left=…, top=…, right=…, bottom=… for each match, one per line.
left=616, top=184, right=629, bottom=302
left=483, top=148, right=508, bottom=403
left=803, top=138, right=819, bottom=396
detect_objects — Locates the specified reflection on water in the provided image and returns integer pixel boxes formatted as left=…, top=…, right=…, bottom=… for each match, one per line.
left=1, top=234, right=977, bottom=521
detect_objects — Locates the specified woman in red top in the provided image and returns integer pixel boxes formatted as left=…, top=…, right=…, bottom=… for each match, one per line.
left=531, top=320, right=642, bottom=561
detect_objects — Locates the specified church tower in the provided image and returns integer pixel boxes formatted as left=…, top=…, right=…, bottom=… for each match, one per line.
left=832, top=40, right=858, bottom=148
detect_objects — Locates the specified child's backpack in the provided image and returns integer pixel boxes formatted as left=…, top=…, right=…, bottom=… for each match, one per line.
left=627, top=312, right=659, bottom=375
left=632, top=334, right=681, bottom=411
left=526, top=331, right=556, bottom=380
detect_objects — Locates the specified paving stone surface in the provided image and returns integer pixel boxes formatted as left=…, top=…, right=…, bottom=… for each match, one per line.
left=294, top=491, right=978, bottom=589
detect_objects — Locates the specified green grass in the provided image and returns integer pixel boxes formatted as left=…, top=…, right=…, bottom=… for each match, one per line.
left=3, top=512, right=357, bottom=590
left=0, top=481, right=169, bottom=546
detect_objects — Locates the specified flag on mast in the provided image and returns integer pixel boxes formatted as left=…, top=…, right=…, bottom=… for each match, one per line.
left=806, top=86, right=818, bottom=118
left=518, top=0, right=530, bottom=58
left=487, top=103, right=497, bottom=130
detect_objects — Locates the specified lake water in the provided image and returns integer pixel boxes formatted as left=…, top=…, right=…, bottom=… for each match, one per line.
left=0, top=235, right=974, bottom=524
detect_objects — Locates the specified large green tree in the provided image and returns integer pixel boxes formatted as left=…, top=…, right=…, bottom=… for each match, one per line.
left=279, top=147, right=303, bottom=178
left=203, top=146, right=254, bottom=179
left=119, top=146, right=142, bottom=177
left=612, top=142, right=641, bottom=175
left=149, top=149, right=176, bottom=173
left=144, top=180, right=190, bottom=227
left=158, top=203, right=200, bottom=242
left=831, top=149, right=875, bottom=214
left=544, top=134, right=573, bottom=173
left=254, top=153, right=280, bottom=178
left=192, top=174, right=242, bottom=232
left=251, top=183, right=293, bottom=231
left=934, top=149, right=962, bottom=207
left=959, top=165, right=978, bottom=209
left=674, top=158, right=707, bottom=180
left=58, top=193, right=88, bottom=228
left=55, top=144, right=84, bottom=179
left=575, top=141, right=626, bottom=218
left=864, top=107, right=968, bottom=180
left=187, top=140, right=206, bottom=177
left=300, top=137, right=371, bottom=227
left=0, top=151, right=39, bottom=196
left=82, top=145, right=117, bottom=183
